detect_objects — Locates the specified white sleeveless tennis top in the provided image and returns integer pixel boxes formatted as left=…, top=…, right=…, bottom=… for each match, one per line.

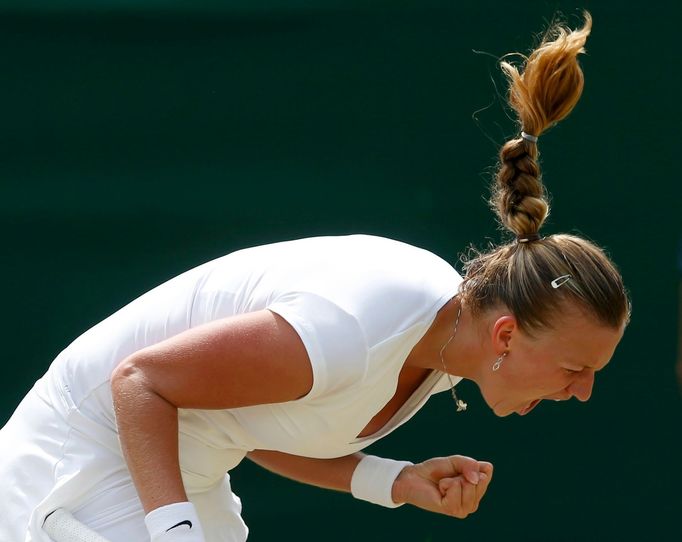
left=2, top=234, right=462, bottom=541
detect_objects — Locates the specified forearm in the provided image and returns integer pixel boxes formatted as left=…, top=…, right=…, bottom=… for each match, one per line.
left=247, top=449, right=365, bottom=492
left=111, top=356, right=188, bottom=513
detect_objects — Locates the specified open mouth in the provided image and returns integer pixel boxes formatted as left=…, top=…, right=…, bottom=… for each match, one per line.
left=519, top=399, right=541, bottom=416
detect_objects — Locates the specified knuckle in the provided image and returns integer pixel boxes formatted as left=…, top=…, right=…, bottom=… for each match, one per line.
left=447, top=504, right=464, bottom=519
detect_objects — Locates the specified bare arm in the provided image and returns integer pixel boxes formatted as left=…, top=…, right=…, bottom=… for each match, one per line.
left=247, top=450, right=494, bottom=519
left=247, top=450, right=364, bottom=493
left=111, top=310, right=313, bottom=513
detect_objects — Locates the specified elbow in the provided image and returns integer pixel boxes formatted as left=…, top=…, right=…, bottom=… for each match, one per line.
left=110, top=354, right=177, bottom=431
left=112, top=355, right=135, bottom=381
left=111, top=354, right=146, bottom=402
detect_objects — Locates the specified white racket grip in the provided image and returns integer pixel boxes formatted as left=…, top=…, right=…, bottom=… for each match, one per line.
left=350, top=455, right=413, bottom=508
left=43, top=508, right=111, bottom=542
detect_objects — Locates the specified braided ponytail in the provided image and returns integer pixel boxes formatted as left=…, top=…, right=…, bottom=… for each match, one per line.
left=492, top=12, right=592, bottom=238
left=461, top=13, right=630, bottom=335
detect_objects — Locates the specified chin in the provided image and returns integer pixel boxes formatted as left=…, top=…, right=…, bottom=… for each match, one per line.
left=490, top=403, right=515, bottom=417
left=490, top=398, right=542, bottom=418
left=483, top=389, right=523, bottom=417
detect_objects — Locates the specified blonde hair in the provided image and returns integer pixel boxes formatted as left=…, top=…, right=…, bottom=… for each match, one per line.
left=461, top=12, right=630, bottom=334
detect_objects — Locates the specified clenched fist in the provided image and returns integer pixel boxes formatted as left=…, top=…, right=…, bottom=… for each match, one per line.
left=391, top=455, right=493, bottom=518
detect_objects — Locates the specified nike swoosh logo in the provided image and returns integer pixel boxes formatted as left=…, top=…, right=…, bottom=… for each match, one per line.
left=166, top=520, right=193, bottom=531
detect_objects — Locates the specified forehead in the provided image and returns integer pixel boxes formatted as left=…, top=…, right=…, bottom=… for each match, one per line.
left=547, top=310, right=624, bottom=369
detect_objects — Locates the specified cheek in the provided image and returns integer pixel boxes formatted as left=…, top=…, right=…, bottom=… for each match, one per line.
left=535, top=370, right=573, bottom=396
left=506, top=359, right=564, bottom=395
left=486, top=369, right=533, bottom=403
left=480, top=358, right=564, bottom=406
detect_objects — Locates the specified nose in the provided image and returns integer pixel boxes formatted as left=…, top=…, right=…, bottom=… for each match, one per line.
left=569, top=370, right=595, bottom=402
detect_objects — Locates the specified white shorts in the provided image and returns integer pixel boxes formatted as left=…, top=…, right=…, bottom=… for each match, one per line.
left=0, top=379, right=249, bottom=542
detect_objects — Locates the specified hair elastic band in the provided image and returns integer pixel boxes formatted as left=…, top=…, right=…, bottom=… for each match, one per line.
left=517, top=233, right=541, bottom=243
left=521, top=131, right=539, bottom=143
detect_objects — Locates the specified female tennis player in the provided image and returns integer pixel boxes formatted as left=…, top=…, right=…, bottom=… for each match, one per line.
left=0, top=12, right=629, bottom=542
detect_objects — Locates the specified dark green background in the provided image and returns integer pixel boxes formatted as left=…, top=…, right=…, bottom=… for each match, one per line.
left=2, top=1, right=680, bottom=540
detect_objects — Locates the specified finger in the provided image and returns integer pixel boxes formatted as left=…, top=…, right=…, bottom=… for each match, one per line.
left=474, top=472, right=491, bottom=507
left=438, top=477, right=457, bottom=497
left=441, top=477, right=465, bottom=518
left=477, top=461, right=494, bottom=478
left=460, top=478, right=478, bottom=514
left=446, top=456, right=480, bottom=485
left=476, top=463, right=493, bottom=502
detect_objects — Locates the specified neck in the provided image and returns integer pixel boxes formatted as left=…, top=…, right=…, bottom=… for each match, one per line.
left=405, top=295, right=491, bottom=386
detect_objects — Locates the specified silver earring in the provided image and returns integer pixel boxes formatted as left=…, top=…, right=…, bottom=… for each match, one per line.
left=492, top=352, right=508, bottom=371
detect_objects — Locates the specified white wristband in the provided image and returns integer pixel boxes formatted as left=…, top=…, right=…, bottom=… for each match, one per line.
left=145, top=502, right=205, bottom=542
left=350, top=455, right=413, bottom=508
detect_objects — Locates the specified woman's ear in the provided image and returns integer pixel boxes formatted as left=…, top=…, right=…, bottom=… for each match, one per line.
left=491, top=315, right=517, bottom=353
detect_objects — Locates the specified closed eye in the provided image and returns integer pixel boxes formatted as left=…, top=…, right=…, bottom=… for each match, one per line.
left=564, top=368, right=583, bottom=374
